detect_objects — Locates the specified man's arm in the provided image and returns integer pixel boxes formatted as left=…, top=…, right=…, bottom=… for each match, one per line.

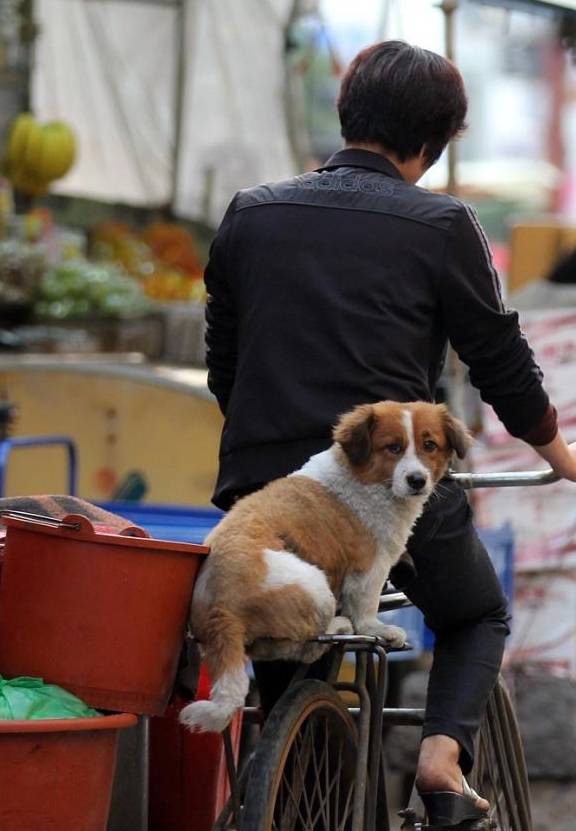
left=204, top=199, right=238, bottom=415
left=439, top=203, right=576, bottom=479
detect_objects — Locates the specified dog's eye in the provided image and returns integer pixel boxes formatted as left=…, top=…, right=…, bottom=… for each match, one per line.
left=423, top=440, right=438, bottom=452
left=386, top=443, right=403, bottom=455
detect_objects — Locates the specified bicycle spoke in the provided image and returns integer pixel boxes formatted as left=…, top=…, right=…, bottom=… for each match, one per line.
left=495, top=683, right=533, bottom=830
left=275, top=733, right=308, bottom=830
left=309, top=719, right=330, bottom=828
left=270, top=709, right=356, bottom=831
left=275, top=751, right=299, bottom=831
left=241, top=681, right=359, bottom=831
left=301, top=722, right=318, bottom=829
left=488, top=695, right=524, bottom=831
left=334, top=737, right=343, bottom=829
left=478, top=724, right=508, bottom=828
left=471, top=679, right=532, bottom=831
left=336, top=779, right=355, bottom=831
left=276, top=777, right=309, bottom=831
left=325, top=719, right=331, bottom=831
left=276, top=745, right=311, bottom=830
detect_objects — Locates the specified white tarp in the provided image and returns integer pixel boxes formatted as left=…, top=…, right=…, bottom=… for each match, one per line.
left=174, top=0, right=297, bottom=224
left=32, top=0, right=298, bottom=225
left=33, top=0, right=178, bottom=207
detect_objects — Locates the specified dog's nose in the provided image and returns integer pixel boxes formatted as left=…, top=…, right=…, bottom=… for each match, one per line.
left=406, top=473, right=427, bottom=492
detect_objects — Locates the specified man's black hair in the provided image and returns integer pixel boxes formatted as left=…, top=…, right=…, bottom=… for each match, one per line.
left=337, top=40, right=468, bottom=167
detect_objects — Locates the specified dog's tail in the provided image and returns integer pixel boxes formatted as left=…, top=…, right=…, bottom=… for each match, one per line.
left=179, top=607, right=248, bottom=733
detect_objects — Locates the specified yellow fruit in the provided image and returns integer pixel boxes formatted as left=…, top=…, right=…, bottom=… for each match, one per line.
left=32, top=122, right=76, bottom=180
left=5, top=115, right=77, bottom=185
left=22, top=119, right=45, bottom=172
left=11, top=167, right=49, bottom=197
left=5, top=113, right=39, bottom=169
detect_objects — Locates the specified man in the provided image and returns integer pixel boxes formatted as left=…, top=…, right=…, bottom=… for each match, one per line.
left=204, top=40, right=576, bottom=823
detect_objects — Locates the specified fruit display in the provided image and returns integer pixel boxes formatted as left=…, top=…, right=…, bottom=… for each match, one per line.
left=0, top=239, right=45, bottom=307
left=3, top=113, right=76, bottom=196
left=91, top=221, right=206, bottom=303
left=35, top=260, right=152, bottom=320
left=142, top=223, right=202, bottom=274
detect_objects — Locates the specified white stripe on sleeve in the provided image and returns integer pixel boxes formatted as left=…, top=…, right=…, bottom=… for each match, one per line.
left=463, top=204, right=506, bottom=313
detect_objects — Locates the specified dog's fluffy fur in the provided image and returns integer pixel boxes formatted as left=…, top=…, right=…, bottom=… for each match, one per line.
left=180, top=401, right=470, bottom=732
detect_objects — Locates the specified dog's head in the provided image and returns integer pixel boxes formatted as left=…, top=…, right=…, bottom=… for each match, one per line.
left=333, top=401, right=471, bottom=498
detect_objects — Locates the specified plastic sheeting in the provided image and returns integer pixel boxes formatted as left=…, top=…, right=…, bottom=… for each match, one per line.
left=33, top=0, right=298, bottom=225
left=174, top=0, right=298, bottom=225
left=33, top=0, right=178, bottom=207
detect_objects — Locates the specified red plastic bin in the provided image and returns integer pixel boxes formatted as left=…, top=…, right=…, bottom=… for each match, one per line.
left=0, top=712, right=137, bottom=831
left=149, top=665, right=243, bottom=831
left=0, top=512, right=209, bottom=715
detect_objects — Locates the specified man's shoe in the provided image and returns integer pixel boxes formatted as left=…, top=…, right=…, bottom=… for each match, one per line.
left=418, top=778, right=491, bottom=829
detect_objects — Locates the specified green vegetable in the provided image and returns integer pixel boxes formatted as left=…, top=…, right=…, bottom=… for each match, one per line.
left=35, top=259, right=152, bottom=319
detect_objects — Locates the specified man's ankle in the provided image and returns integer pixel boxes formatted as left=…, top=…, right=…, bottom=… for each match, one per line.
left=416, top=735, right=462, bottom=794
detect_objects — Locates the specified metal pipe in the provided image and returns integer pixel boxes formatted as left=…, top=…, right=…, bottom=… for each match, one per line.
left=242, top=706, right=264, bottom=724
left=223, top=727, right=241, bottom=826
left=348, top=707, right=426, bottom=726
left=170, top=0, right=188, bottom=214
left=449, top=468, right=560, bottom=489
left=364, top=646, right=390, bottom=831
left=351, top=652, right=371, bottom=831
left=377, top=592, right=413, bottom=611
left=0, top=436, right=78, bottom=496
left=439, top=0, right=460, bottom=194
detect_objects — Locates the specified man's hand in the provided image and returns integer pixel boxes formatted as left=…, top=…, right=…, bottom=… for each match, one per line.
left=534, top=433, right=576, bottom=482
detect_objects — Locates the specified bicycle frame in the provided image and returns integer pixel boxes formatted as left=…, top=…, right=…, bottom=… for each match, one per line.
left=219, top=467, right=550, bottom=831
left=324, top=467, right=553, bottom=831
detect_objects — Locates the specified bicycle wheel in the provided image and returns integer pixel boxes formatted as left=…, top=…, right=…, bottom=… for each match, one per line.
left=241, top=679, right=358, bottom=831
left=470, top=676, right=532, bottom=831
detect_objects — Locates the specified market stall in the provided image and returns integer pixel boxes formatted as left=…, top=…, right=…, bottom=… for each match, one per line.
left=0, top=355, right=221, bottom=505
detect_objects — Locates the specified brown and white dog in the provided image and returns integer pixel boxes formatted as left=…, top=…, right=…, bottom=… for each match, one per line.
left=180, top=401, right=470, bottom=733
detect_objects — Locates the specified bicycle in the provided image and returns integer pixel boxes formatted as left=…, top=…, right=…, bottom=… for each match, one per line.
left=213, top=467, right=559, bottom=831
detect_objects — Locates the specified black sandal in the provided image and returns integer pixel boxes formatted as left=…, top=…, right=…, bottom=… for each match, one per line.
left=419, top=779, right=491, bottom=829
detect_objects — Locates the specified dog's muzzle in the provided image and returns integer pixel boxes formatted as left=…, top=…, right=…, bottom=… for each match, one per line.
left=406, top=472, right=427, bottom=493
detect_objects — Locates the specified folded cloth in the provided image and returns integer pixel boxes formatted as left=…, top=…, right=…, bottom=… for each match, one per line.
left=0, top=495, right=135, bottom=531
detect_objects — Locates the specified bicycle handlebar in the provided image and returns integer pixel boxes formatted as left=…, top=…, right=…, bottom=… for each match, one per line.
left=377, top=465, right=561, bottom=613
left=448, top=467, right=560, bottom=489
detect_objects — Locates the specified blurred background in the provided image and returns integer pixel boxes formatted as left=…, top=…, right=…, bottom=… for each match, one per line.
left=2, top=3, right=576, bottom=827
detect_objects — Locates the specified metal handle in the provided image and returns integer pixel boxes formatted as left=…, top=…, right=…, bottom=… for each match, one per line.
left=0, top=510, right=81, bottom=530
left=0, top=436, right=78, bottom=497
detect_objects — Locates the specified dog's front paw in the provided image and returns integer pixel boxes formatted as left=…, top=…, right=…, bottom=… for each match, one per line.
left=355, top=621, right=407, bottom=648
left=326, top=615, right=354, bottom=636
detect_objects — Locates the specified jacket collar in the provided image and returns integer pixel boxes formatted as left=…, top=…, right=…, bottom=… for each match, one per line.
left=316, top=148, right=404, bottom=182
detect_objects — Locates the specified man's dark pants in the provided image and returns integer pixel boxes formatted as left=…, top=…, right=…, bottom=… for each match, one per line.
left=246, top=479, right=510, bottom=773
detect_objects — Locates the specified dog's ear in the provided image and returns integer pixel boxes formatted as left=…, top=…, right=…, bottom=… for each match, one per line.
left=333, top=404, right=376, bottom=466
left=441, top=406, right=472, bottom=460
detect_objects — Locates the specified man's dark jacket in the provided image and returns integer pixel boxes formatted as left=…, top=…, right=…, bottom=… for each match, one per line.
left=204, top=149, right=554, bottom=509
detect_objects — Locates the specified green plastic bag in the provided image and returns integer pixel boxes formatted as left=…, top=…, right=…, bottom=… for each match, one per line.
left=0, top=675, right=100, bottom=720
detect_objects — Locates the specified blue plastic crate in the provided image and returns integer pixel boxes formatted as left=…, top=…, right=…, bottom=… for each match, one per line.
left=98, top=502, right=514, bottom=663
left=97, top=501, right=223, bottom=544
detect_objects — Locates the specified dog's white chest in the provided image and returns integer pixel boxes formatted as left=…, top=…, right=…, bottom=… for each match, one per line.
left=293, top=449, right=425, bottom=554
